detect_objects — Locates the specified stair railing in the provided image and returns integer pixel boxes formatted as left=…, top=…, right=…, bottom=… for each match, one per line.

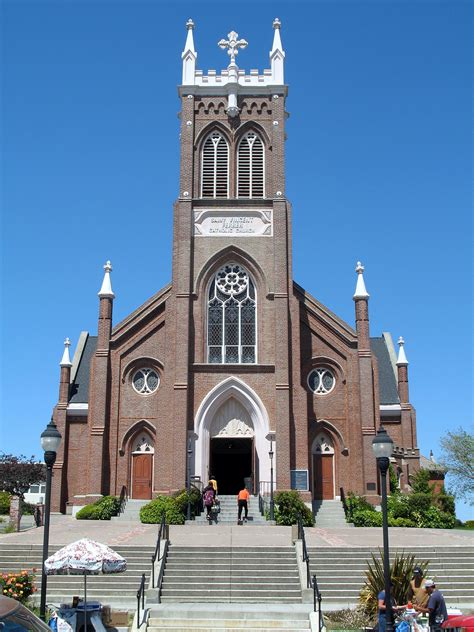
left=258, top=480, right=271, bottom=516
left=118, top=485, right=128, bottom=515
left=151, top=513, right=167, bottom=589
left=297, top=514, right=323, bottom=627
left=136, top=573, right=146, bottom=628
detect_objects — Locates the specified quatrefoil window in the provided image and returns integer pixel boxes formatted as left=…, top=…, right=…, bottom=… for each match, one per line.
left=308, top=368, right=335, bottom=395
left=132, top=368, right=160, bottom=394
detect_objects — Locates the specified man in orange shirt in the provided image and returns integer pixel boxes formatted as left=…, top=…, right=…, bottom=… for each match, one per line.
left=237, top=486, right=250, bottom=524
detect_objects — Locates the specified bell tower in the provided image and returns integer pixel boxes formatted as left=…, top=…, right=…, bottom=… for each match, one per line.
left=169, top=19, right=293, bottom=490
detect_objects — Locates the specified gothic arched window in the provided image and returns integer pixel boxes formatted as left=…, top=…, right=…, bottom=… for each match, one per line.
left=237, top=131, right=264, bottom=199
left=207, top=264, right=256, bottom=364
left=201, top=131, right=229, bottom=198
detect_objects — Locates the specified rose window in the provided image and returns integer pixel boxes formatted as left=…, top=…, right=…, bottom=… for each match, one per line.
left=132, top=368, right=160, bottom=394
left=308, top=368, right=336, bottom=394
left=215, top=264, right=249, bottom=296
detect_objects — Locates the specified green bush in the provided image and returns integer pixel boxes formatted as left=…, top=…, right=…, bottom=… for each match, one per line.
left=407, top=492, right=433, bottom=514
left=273, top=491, right=314, bottom=527
left=351, top=509, right=382, bottom=527
left=76, top=495, right=120, bottom=520
left=464, top=520, right=474, bottom=529
left=347, top=492, right=376, bottom=514
left=20, top=501, right=36, bottom=515
left=0, top=492, right=10, bottom=515
left=435, top=494, right=455, bottom=516
left=387, top=493, right=410, bottom=519
left=388, top=516, right=416, bottom=527
left=410, top=469, right=434, bottom=494
left=140, top=496, right=185, bottom=525
left=173, top=487, right=202, bottom=516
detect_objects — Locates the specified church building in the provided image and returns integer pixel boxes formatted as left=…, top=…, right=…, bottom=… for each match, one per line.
left=51, top=20, right=420, bottom=513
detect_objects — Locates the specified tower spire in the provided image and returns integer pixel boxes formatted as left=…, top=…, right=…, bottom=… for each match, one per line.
left=353, top=261, right=369, bottom=299
left=182, top=19, right=197, bottom=85
left=60, top=337, right=72, bottom=367
left=98, top=260, right=115, bottom=299
left=397, top=336, right=409, bottom=366
left=270, top=18, right=285, bottom=84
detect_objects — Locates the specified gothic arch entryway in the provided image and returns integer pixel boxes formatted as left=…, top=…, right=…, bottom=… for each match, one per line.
left=194, top=377, right=272, bottom=494
left=131, top=434, right=154, bottom=500
left=312, top=432, right=335, bottom=500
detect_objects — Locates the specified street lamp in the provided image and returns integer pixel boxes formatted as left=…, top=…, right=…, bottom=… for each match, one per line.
left=186, top=438, right=192, bottom=521
left=372, top=426, right=394, bottom=632
left=269, top=439, right=275, bottom=521
left=39, top=418, right=62, bottom=621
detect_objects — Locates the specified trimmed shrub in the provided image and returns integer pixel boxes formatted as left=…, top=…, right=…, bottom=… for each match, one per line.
left=140, top=496, right=185, bottom=525
left=351, top=510, right=382, bottom=527
left=388, top=516, right=416, bottom=527
left=76, top=495, right=120, bottom=520
left=407, top=493, right=433, bottom=514
left=435, top=494, right=455, bottom=516
left=347, top=492, right=376, bottom=514
left=173, top=487, right=202, bottom=516
left=0, top=492, right=10, bottom=515
left=464, top=520, right=474, bottom=529
left=273, top=491, right=314, bottom=527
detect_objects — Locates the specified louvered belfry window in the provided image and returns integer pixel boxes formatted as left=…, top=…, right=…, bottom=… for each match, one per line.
left=207, top=264, right=257, bottom=364
left=237, top=131, right=264, bottom=199
left=201, top=131, right=229, bottom=198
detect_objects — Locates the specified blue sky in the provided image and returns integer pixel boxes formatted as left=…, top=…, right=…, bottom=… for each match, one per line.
left=1, top=1, right=472, bottom=519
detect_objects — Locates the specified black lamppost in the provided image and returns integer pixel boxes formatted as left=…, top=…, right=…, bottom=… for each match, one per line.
left=39, top=418, right=62, bottom=621
left=186, top=438, right=192, bottom=521
left=372, top=426, right=394, bottom=632
left=269, top=439, right=275, bottom=521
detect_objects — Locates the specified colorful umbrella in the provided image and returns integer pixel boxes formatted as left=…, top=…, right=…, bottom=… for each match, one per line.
left=44, top=538, right=127, bottom=631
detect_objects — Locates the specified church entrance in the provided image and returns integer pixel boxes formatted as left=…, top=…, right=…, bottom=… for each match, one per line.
left=312, top=431, right=335, bottom=500
left=210, top=437, right=253, bottom=494
left=130, top=432, right=154, bottom=500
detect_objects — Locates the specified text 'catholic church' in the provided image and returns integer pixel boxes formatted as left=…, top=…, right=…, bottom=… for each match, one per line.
left=51, top=20, right=420, bottom=513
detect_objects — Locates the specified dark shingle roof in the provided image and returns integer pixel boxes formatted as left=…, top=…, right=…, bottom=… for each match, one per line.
left=69, top=336, right=97, bottom=403
left=370, top=336, right=400, bottom=405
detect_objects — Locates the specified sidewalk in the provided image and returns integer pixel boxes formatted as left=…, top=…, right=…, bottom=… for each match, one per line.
left=0, top=514, right=472, bottom=548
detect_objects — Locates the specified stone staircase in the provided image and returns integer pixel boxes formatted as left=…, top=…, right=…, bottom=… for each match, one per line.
left=0, top=543, right=154, bottom=608
left=307, top=546, right=474, bottom=611
left=147, top=604, right=313, bottom=631
left=189, top=494, right=268, bottom=525
left=159, top=544, right=302, bottom=603
left=111, top=499, right=149, bottom=521
left=312, top=500, right=352, bottom=528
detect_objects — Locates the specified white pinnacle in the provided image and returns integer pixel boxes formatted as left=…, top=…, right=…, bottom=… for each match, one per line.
left=397, top=336, right=409, bottom=366
left=270, top=18, right=285, bottom=84
left=182, top=19, right=197, bottom=85
left=60, top=337, right=72, bottom=367
left=353, top=261, right=370, bottom=300
left=98, top=260, right=115, bottom=299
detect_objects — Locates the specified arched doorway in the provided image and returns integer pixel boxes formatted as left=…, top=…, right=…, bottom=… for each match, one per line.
left=312, top=432, right=335, bottom=500
left=194, top=377, right=272, bottom=495
left=209, top=397, right=255, bottom=494
left=131, top=434, right=154, bottom=499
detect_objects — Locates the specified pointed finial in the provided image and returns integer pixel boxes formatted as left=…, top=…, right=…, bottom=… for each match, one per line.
left=182, top=19, right=197, bottom=84
left=273, top=18, right=281, bottom=29
left=186, top=18, right=194, bottom=30
left=397, top=336, right=409, bottom=366
left=98, top=260, right=115, bottom=299
left=270, top=18, right=285, bottom=84
left=60, top=337, right=72, bottom=367
left=353, top=261, right=370, bottom=299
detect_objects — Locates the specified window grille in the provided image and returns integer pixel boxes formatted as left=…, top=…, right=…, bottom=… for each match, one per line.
left=237, top=131, right=264, bottom=198
left=201, top=131, right=229, bottom=198
left=207, top=264, right=256, bottom=364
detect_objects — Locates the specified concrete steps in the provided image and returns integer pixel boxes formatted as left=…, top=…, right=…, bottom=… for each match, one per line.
left=148, top=604, right=312, bottom=631
left=312, top=500, right=352, bottom=528
left=159, top=545, right=301, bottom=603
left=307, top=546, right=474, bottom=611
left=0, top=543, right=154, bottom=608
left=189, top=494, right=268, bottom=525
left=111, top=499, right=149, bottom=521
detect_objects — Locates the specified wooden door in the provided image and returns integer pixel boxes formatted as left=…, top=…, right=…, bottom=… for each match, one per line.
left=132, top=454, right=152, bottom=499
left=313, top=455, right=334, bottom=500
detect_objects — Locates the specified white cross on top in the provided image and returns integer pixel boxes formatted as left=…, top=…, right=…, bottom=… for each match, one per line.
left=218, top=30, right=248, bottom=64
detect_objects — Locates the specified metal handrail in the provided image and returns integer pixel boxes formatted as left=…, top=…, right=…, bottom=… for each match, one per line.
left=298, top=514, right=323, bottom=624
left=136, top=573, right=146, bottom=628
left=151, top=513, right=167, bottom=588
left=118, top=485, right=128, bottom=515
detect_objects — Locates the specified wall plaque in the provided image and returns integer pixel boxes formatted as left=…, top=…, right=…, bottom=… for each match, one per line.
left=291, top=469, right=309, bottom=491
left=194, top=209, right=272, bottom=237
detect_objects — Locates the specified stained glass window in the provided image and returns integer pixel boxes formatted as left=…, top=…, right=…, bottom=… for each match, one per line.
left=132, top=368, right=160, bottom=394
left=207, top=264, right=256, bottom=364
left=308, top=368, right=335, bottom=394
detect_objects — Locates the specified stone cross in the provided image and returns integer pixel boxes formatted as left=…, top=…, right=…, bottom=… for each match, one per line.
left=218, top=31, right=248, bottom=65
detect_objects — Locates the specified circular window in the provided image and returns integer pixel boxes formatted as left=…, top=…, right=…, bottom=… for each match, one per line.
left=215, top=264, right=249, bottom=296
left=132, top=368, right=160, bottom=394
left=308, top=367, right=335, bottom=394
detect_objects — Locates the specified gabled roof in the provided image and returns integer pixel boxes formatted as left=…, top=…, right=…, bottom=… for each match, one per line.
left=370, top=335, right=400, bottom=405
left=69, top=335, right=97, bottom=403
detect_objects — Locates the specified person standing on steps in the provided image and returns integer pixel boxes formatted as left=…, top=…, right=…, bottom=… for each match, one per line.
left=415, top=579, right=448, bottom=632
left=209, top=474, right=218, bottom=497
left=203, top=482, right=216, bottom=523
left=237, top=486, right=250, bottom=524
left=408, top=566, right=429, bottom=608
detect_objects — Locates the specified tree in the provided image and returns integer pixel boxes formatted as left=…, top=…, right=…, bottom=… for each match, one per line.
left=0, top=454, right=46, bottom=500
left=439, top=427, right=474, bottom=505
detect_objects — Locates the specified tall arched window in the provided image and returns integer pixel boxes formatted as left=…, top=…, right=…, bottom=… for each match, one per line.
left=207, top=264, right=256, bottom=364
left=201, top=131, right=229, bottom=198
left=237, top=131, right=264, bottom=199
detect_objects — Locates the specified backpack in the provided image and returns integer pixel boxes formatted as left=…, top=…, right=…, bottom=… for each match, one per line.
left=203, top=489, right=214, bottom=506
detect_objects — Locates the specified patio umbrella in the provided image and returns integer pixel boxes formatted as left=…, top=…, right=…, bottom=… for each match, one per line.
left=44, top=538, right=127, bottom=632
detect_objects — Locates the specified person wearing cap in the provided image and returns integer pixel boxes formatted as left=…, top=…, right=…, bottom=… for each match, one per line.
left=414, top=579, right=447, bottom=632
left=408, top=566, right=429, bottom=608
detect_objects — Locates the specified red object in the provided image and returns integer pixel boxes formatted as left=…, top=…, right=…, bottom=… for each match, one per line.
left=442, top=615, right=474, bottom=631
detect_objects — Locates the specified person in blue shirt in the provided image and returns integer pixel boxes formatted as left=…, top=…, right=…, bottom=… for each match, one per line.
left=378, top=583, right=404, bottom=632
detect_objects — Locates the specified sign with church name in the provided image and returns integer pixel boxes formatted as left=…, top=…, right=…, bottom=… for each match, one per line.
left=194, top=209, right=272, bottom=237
